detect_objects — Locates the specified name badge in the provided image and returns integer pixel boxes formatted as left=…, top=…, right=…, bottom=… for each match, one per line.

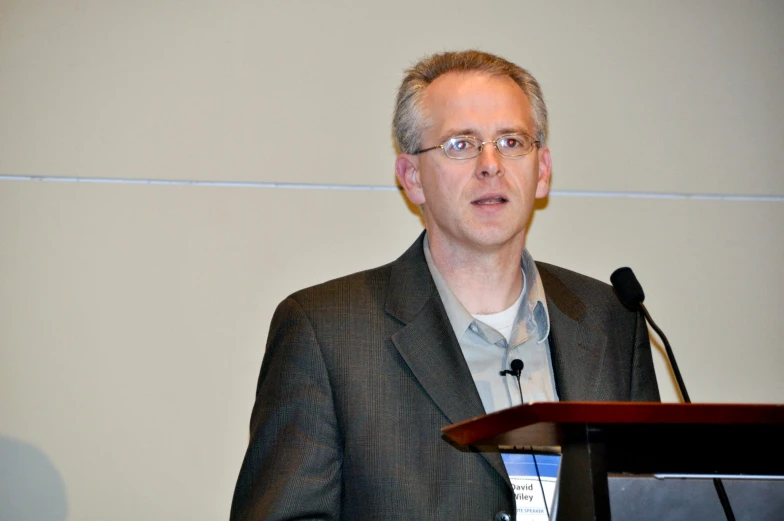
left=501, top=453, right=560, bottom=520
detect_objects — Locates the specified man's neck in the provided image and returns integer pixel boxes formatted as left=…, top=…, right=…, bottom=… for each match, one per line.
left=427, top=234, right=525, bottom=315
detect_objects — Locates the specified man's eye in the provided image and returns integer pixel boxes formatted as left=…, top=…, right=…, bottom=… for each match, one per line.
left=502, top=137, right=521, bottom=148
left=450, top=138, right=474, bottom=151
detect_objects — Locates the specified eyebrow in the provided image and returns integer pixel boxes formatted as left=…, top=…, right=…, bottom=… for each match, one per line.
left=438, top=128, right=479, bottom=142
left=496, top=127, right=531, bottom=136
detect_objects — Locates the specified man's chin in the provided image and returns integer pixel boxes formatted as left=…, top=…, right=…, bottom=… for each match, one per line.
left=459, top=228, right=527, bottom=253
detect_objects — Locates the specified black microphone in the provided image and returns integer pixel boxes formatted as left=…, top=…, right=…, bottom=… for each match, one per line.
left=610, top=267, right=645, bottom=308
left=499, top=358, right=524, bottom=378
left=610, top=267, right=689, bottom=402
left=610, top=267, right=735, bottom=521
left=500, top=359, right=525, bottom=403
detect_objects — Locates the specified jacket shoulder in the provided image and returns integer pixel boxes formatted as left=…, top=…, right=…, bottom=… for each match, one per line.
left=284, top=262, right=395, bottom=313
left=536, top=261, right=613, bottom=293
left=536, top=261, right=628, bottom=316
left=283, top=233, right=428, bottom=316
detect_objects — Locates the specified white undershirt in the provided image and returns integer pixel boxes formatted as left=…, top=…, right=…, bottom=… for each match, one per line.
left=473, top=279, right=525, bottom=343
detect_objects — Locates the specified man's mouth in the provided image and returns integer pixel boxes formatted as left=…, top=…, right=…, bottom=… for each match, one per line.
left=472, top=196, right=508, bottom=205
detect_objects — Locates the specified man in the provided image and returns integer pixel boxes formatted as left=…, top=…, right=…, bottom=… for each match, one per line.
left=230, top=50, right=659, bottom=521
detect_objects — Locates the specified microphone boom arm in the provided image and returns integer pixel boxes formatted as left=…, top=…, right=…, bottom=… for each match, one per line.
left=639, top=303, right=691, bottom=404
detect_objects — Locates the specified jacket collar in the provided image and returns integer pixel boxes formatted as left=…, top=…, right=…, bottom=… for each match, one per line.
left=385, top=232, right=510, bottom=486
left=537, top=262, right=607, bottom=401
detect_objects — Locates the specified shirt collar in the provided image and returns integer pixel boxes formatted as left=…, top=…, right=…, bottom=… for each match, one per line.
left=423, top=233, right=550, bottom=344
left=522, top=247, right=551, bottom=344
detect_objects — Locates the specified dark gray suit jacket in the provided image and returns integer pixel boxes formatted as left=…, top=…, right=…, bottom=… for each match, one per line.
left=231, top=234, right=660, bottom=521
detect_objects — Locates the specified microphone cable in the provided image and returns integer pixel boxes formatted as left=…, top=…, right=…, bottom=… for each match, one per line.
left=501, top=359, right=551, bottom=519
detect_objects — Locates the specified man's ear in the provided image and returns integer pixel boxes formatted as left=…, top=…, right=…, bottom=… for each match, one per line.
left=395, top=155, right=426, bottom=205
left=535, top=146, right=552, bottom=199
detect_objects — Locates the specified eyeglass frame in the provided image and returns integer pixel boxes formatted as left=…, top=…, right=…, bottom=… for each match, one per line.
left=413, top=133, right=541, bottom=160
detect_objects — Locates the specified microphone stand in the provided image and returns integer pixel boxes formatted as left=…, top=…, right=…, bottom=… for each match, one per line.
left=639, top=302, right=735, bottom=521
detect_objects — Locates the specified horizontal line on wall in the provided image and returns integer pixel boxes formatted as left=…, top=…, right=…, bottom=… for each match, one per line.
left=551, top=189, right=784, bottom=202
left=1, top=174, right=782, bottom=202
left=0, top=175, right=395, bottom=191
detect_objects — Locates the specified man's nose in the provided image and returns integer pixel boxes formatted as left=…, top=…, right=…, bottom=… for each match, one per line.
left=474, top=142, right=503, bottom=178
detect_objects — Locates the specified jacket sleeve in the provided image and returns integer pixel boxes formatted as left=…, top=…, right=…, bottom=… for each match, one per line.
left=230, top=297, right=342, bottom=521
left=630, top=308, right=661, bottom=402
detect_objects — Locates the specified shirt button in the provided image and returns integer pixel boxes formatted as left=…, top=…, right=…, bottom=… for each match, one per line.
left=470, top=324, right=479, bottom=333
left=494, top=512, right=511, bottom=521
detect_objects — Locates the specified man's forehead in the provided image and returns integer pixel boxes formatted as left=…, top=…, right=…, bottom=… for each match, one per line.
left=420, top=71, right=533, bottom=135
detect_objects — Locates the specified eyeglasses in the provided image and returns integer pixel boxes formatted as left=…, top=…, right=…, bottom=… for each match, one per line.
left=414, top=134, right=540, bottom=160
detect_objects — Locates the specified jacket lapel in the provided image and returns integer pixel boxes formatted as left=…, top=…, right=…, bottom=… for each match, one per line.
left=538, top=263, right=607, bottom=401
left=390, top=297, right=487, bottom=423
left=385, top=234, right=510, bottom=486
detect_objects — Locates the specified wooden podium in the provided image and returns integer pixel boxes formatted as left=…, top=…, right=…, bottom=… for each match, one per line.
left=442, top=402, right=784, bottom=521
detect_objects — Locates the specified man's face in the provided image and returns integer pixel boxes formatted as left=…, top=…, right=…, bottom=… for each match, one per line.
left=396, top=71, right=551, bottom=256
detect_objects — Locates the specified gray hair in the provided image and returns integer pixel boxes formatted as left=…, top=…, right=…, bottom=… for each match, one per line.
left=392, top=50, right=548, bottom=155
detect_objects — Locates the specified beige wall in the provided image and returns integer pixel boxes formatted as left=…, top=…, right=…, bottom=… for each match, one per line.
left=1, top=1, right=782, bottom=520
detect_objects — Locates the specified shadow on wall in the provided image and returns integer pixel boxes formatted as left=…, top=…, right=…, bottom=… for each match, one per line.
left=0, top=436, right=68, bottom=521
